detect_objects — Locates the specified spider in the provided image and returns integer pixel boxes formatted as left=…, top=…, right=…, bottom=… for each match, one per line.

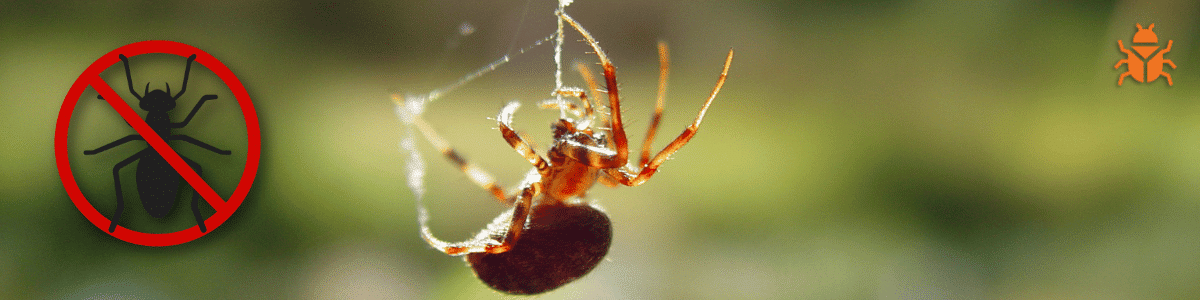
left=401, top=11, right=733, bottom=295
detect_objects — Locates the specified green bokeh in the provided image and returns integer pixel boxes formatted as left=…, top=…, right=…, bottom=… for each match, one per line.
left=4, top=0, right=1200, bottom=298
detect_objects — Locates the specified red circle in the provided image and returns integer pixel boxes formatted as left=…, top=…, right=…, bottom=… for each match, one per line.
left=55, top=40, right=261, bottom=246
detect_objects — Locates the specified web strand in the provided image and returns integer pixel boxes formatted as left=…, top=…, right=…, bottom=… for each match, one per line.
left=394, top=20, right=565, bottom=252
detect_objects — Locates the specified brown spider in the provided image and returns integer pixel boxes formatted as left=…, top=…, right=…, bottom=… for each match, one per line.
left=402, top=11, right=733, bottom=295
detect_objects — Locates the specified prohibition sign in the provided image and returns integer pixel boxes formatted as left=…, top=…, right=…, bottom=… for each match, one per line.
left=55, top=40, right=260, bottom=246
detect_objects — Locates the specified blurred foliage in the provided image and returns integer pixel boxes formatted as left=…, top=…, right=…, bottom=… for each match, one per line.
left=4, top=0, right=1200, bottom=298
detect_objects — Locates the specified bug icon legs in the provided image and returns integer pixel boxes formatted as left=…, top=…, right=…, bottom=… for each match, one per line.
left=84, top=135, right=144, bottom=155
left=173, top=55, right=197, bottom=100
left=109, top=149, right=153, bottom=233
left=169, top=135, right=231, bottom=155
left=180, top=155, right=208, bottom=233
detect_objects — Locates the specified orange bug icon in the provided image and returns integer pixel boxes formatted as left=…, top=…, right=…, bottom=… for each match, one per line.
left=1115, top=23, right=1176, bottom=86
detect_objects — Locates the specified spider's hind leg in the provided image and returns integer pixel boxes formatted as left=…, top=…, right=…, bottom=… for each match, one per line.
left=421, top=183, right=540, bottom=256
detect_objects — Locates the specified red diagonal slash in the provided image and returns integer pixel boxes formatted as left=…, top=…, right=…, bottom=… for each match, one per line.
left=89, top=75, right=227, bottom=211
left=58, top=40, right=258, bottom=246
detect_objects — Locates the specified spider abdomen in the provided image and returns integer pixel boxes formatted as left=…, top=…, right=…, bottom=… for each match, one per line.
left=466, top=203, right=612, bottom=295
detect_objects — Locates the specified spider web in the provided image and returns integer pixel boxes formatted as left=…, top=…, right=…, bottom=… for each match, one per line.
left=394, top=0, right=577, bottom=254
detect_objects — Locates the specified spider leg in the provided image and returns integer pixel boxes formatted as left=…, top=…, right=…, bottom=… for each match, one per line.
left=607, top=49, right=734, bottom=186
left=516, top=131, right=544, bottom=155
left=491, top=182, right=537, bottom=253
left=559, top=12, right=630, bottom=165
left=540, top=87, right=595, bottom=123
left=498, top=101, right=551, bottom=176
left=408, top=112, right=513, bottom=204
left=538, top=98, right=582, bottom=117
left=640, top=41, right=670, bottom=167
left=575, top=62, right=609, bottom=141
left=597, top=172, right=620, bottom=188
left=422, top=182, right=541, bottom=256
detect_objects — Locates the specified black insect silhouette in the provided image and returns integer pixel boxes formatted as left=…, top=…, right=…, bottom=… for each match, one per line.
left=85, top=54, right=229, bottom=233
left=402, top=10, right=733, bottom=294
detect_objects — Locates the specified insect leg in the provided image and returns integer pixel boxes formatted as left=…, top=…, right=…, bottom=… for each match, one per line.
left=1118, top=71, right=1133, bottom=86
left=118, top=54, right=143, bottom=100
left=607, top=49, right=733, bottom=186
left=84, top=135, right=144, bottom=155
left=406, top=110, right=515, bottom=204
left=172, top=94, right=219, bottom=128
left=1161, top=41, right=1176, bottom=86
left=173, top=54, right=197, bottom=100
left=180, top=155, right=208, bottom=232
left=168, top=135, right=231, bottom=155
left=109, top=148, right=154, bottom=232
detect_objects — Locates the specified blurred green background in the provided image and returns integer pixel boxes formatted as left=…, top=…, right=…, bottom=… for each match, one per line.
left=4, top=0, right=1200, bottom=298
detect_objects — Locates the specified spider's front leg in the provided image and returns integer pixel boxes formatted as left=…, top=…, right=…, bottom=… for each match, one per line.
left=398, top=97, right=517, bottom=203
left=497, top=101, right=551, bottom=175
left=540, top=88, right=595, bottom=123
left=561, top=12, right=734, bottom=186
left=558, top=12, right=631, bottom=166
left=640, top=41, right=671, bottom=167
left=606, top=49, right=734, bottom=186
